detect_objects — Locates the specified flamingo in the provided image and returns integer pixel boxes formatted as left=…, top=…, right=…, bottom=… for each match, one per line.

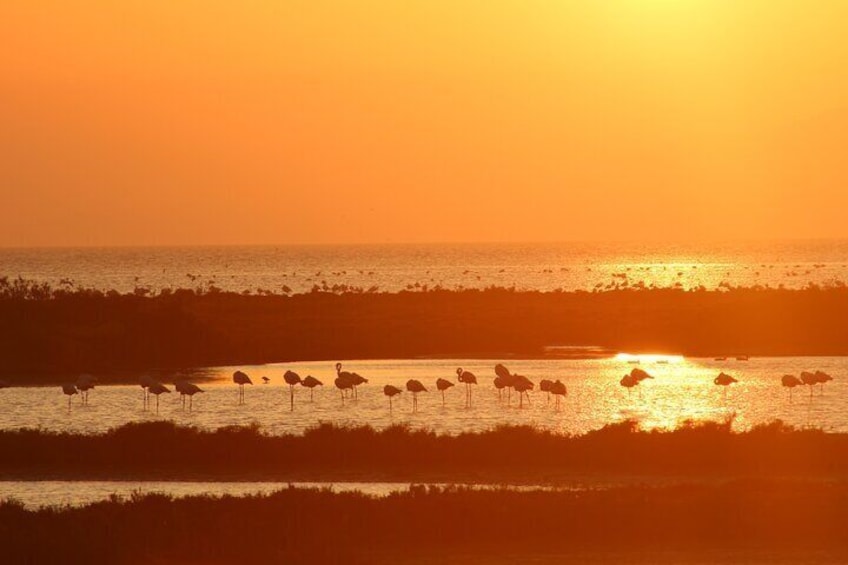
left=301, top=375, right=323, bottom=401
left=383, top=384, right=402, bottom=412
left=551, top=380, right=567, bottom=409
left=283, top=370, right=302, bottom=411
left=61, top=383, right=78, bottom=411
left=539, top=379, right=554, bottom=403
left=814, top=371, right=833, bottom=394
left=494, top=364, right=512, bottom=403
left=233, top=370, right=252, bottom=404
left=175, top=380, right=203, bottom=411
left=800, top=371, right=818, bottom=398
left=406, top=379, right=427, bottom=412
left=714, top=372, right=738, bottom=400
left=139, top=375, right=157, bottom=410
left=76, top=374, right=96, bottom=405
left=148, top=382, right=171, bottom=414
left=781, top=374, right=802, bottom=402
left=620, top=374, right=638, bottom=396
left=513, top=374, right=534, bottom=408
left=349, top=372, right=368, bottom=399
left=262, top=376, right=270, bottom=384
left=435, top=378, right=455, bottom=406
left=456, top=368, right=477, bottom=407
left=334, top=363, right=355, bottom=405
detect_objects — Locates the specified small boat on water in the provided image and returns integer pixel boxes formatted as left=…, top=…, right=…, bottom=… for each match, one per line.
left=714, top=357, right=727, bottom=361
left=736, top=355, right=749, bottom=361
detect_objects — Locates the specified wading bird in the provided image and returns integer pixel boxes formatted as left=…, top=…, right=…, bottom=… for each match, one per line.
left=714, top=372, right=738, bottom=400
left=350, top=372, right=368, bottom=399
left=175, top=380, right=203, bottom=411
left=283, top=370, right=302, bottom=411
left=436, top=378, right=454, bottom=406
left=233, top=370, right=252, bottom=404
left=551, top=380, right=567, bottom=408
left=335, top=363, right=355, bottom=405
left=800, top=371, right=818, bottom=398
left=383, top=384, right=402, bottom=412
left=301, top=375, right=323, bottom=401
left=262, top=376, right=270, bottom=384
left=61, top=383, right=78, bottom=411
left=406, top=379, right=427, bottom=412
left=814, top=371, right=833, bottom=394
left=781, top=374, right=802, bottom=402
left=139, top=375, right=157, bottom=410
left=539, top=379, right=554, bottom=403
left=456, top=368, right=477, bottom=407
left=494, top=364, right=514, bottom=403
left=76, top=374, right=96, bottom=405
left=513, top=374, right=534, bottom=408
left=148, top=382, right=171, bottom=414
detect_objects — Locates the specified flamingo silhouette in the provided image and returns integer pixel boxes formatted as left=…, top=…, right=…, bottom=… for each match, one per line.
left=494, top=364, right=512, bottom=403
left=456, top=368, right=477, bottom=407
left=406, top=379, right=427, bottom=412
left=620, top=374, right=637, bottom=396
left=283, top=370, right=302, bottom=411
left=714, top=372, right=738, bottom=400
left=781, top=374, right=802, bottom=402
left=139, top=375, right=156, bottom=410
left=800, top=371, right=818, bottom=398
left=435, top=378, right=454, bottom=406
left=349, top=372, right=368, bottom=399
left=233, top=371, right=252, bottom=404
left=148, top=382, right=171, bottom=414
left=262, top=376, right=271, bottom=384
left=512, top=374, right=534, bottom=408
left=551, top=380, right=567, bottom=408
left=383, top=384, right=402, bottom=412
left=175, top=380, right=203, bottom=411
left=335, top=363, right=355, bottom=405
left=301, top=375, right=323, bottom=401
left=61, top=383, right=78, bottom=412
left=814, top=371, right=833, bottom=394
left=539, top=379, right=554, bottom=403
left=76, top=374, right=96, bottom=405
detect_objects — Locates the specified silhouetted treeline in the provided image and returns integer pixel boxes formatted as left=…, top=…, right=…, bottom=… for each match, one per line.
left=2, top=481, right=848, bottom=563
left=4, top=276, right=848, bottom=378
left=3, top=420, right=848, bottom=482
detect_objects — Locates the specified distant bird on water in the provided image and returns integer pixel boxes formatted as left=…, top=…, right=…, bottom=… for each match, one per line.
left=781, top=374, right=802, bottom=402
left=436, top=378, right=454, bottom=406
left=512, top=374, right=534, bottom=408
left=494, top=364, right=513, bottom=403
left=76, top=374, right=96, bottom=405
left=233, top=370, right=252, bottom=404
left=800, top=371, right=818, bottom=398
left=139, top=375, right=157, bottom=410
left=714, top=372, right=738, bottom=400
left=406, top=379, right=427, bottom=412
left=539, top=379, right=554, bottom=403
left=283, top=370, right=302, bottom=411
left=383, top=384, right=402, bottom=412
left=61, top=383, right=78, bottom=411
left=551, top=380, right=567, bottom=409
left=349, top=372, right=369, bottom=399
left=175, top=380, right=203, bottom=411
left=262, top=376, right=270, bottom=384
left=335, top=363, right=355, bottom=405
left=456, top=368, right=477, bottom=408
left=814, top=371, right=833, bottom=394
left=148, top=382, right=171, bottom=414
left=301, top=375, right=323, bottom=401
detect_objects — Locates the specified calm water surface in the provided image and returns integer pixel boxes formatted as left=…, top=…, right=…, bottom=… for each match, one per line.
left=3, top=356, right=845, bottom=434
left=3, top=240, right=848, bottom=293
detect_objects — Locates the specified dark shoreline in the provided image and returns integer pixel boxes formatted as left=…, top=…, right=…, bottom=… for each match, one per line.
left=4, top=285, right=848, bottom=380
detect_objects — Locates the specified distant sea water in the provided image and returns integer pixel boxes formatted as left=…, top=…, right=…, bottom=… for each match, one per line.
left=2, top=240, right=848, bottom=294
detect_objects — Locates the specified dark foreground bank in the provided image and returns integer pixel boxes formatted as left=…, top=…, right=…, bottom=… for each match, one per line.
left=2, top=481, right=847, bottom=564
left=4, top=282, right=848, bottom=379
left=3, top=420, right=848, bottom=482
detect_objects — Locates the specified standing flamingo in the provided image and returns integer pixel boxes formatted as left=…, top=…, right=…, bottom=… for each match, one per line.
left=301, top=375, right=323, bottom=401
left=383, top=384, right=402, bottom=413
left=539, top=379, right=554, bottom=403
left=551, top=380, right=567, bottom=409
left=175, top=380, right=203, bottom=411
left=513, top=374, right=534, bottom=408
left=349, top=372, right=369, bottom=399
left=335, top=363, right=355, bottom=405
left=262, top=376, right=271, bottom=384
left=494, top=364, right=512, bottom=403
left=781, top=374, right=802, bottom=402
left=620, top=374, right=637, bottom=396
left=139, top=375, right=156, bottom=410
left=76, top=374, right=96, bottom=405
left=814, top=371, right=833, bottom=394
left=148, top=382, right=171, bottom=414
left=435, top=378, right=455, bottom=406
left=456, top=368, right=477, bottom=407
left=233, top=370, right=252, bottom=404
left=800, top=371, right=818, bottom=398
left=714, top=372, right=738, bottom=400
left=61, top=383, right=78, bottom=412
left=283, top=370, right=302, bottom=411
left=406, top=379, right=427, bottom=412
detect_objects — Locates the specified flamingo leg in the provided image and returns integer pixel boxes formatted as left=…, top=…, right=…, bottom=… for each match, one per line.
left=290, top=385, right=294, bottom=412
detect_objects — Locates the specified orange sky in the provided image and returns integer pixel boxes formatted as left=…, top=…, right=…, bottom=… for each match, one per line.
left=2, top=1, right=848, bottom=247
